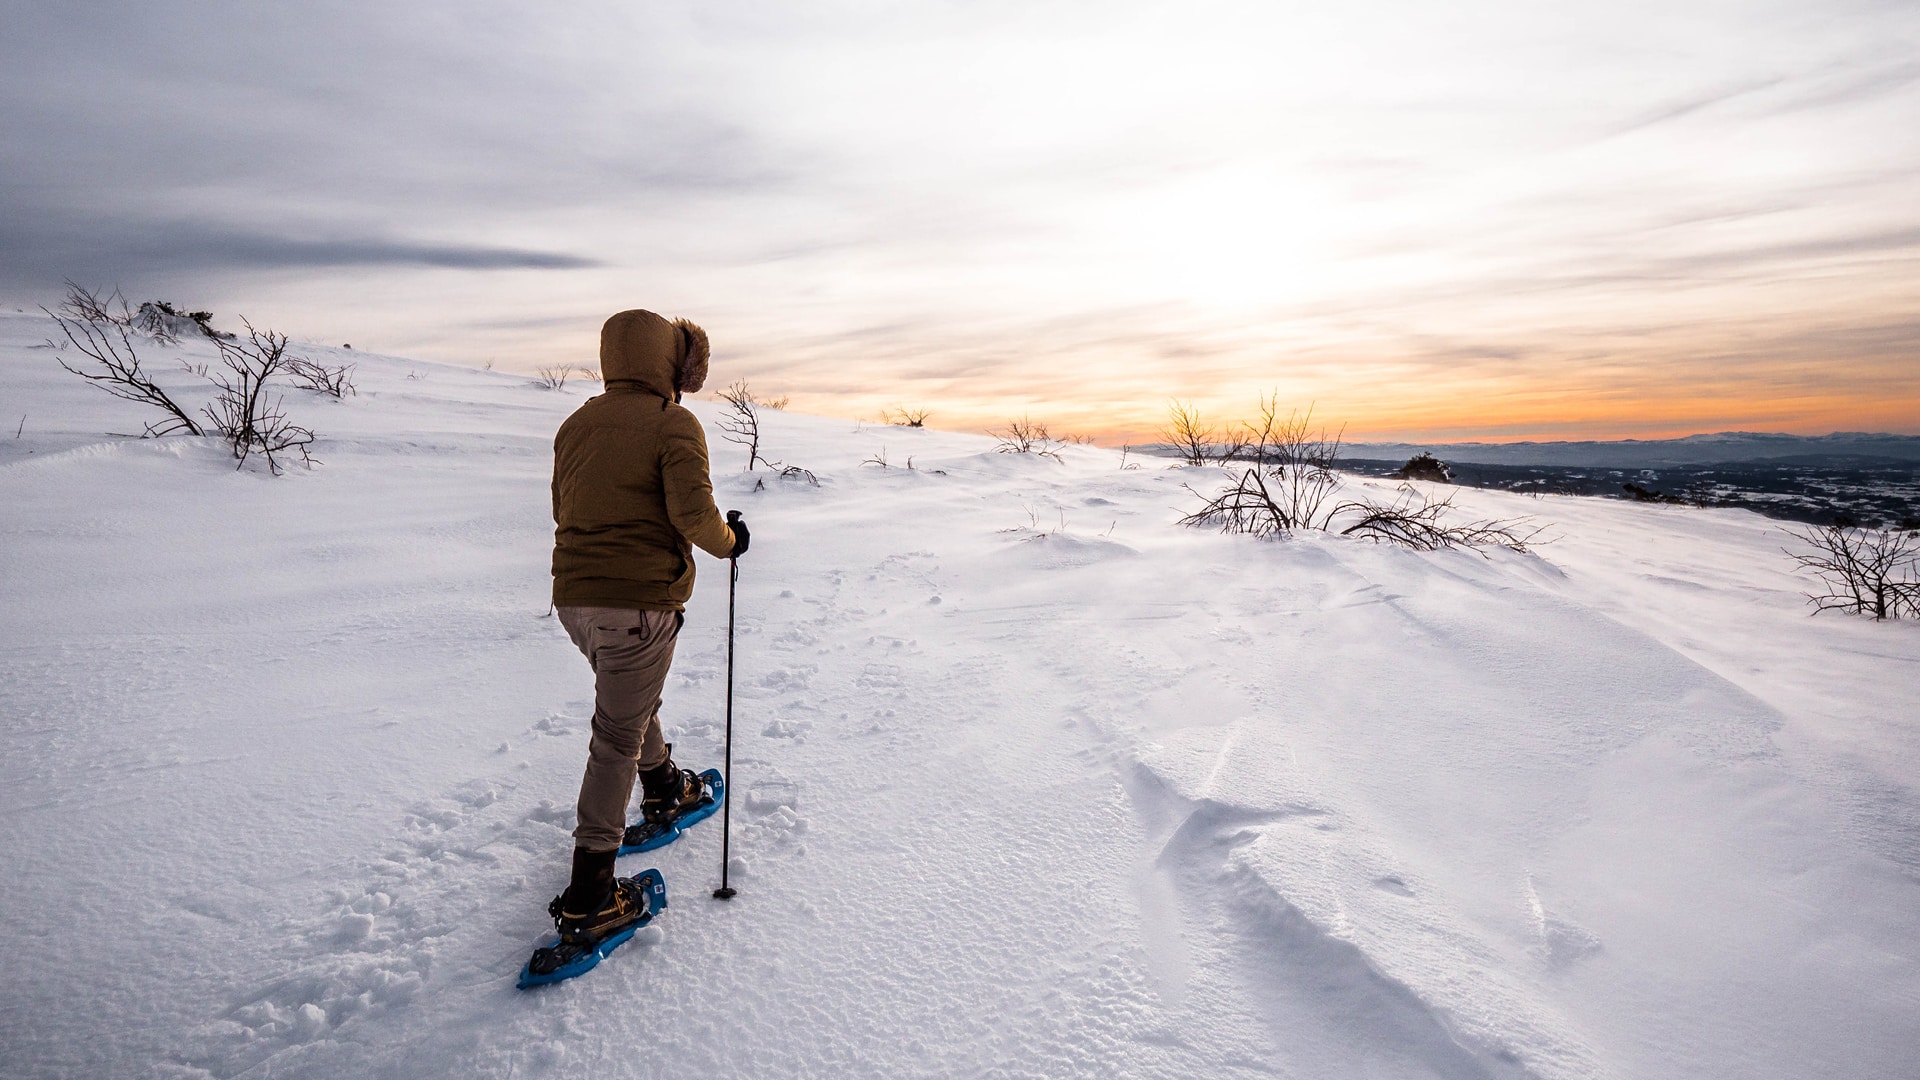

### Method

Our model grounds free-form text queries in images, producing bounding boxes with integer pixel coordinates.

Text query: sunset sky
[3,1,1916,443]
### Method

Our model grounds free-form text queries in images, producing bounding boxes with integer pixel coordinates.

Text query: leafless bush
[887,407,931,427]
[992,417,1064,461]
[1244,397,1342,468]
[48,283,317,471]
[45,282,205,436]
[719,380,768,470]
[205,320,314,473]
[1182,472,1536,552]
[862,447,920,471]
[1180,397,1535,552]
[535,366,571,390]
[719,381,814,481]
[285,356,357,398]
[574,366,602,384]
[1784,524,1920,620]
[1178,468,1302,538]
[761,394,789,411]
[1336,487,1541,551]
[1162,400,1216,466]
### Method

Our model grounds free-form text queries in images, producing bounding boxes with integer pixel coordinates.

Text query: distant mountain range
[1344,432,1920,467]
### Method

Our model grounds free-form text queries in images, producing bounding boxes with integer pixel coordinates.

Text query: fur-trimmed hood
[599,309,709,400]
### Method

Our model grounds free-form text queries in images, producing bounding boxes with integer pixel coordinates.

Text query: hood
[599,309,710,399]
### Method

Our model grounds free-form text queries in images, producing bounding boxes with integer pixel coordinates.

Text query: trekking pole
[713,511,742,900]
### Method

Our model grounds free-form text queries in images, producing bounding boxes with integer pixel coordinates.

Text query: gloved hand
[726,512,750,558]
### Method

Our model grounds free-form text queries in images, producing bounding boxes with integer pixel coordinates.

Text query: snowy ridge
[2,311,1917,1078]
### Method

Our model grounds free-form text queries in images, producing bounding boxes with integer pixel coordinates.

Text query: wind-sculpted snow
[1,311,1917,1078]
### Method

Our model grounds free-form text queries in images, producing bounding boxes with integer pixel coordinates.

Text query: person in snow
[546,308,750,942]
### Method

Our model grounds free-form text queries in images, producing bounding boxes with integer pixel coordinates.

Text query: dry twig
[1784,524,1920,620]
[45,281,204,437]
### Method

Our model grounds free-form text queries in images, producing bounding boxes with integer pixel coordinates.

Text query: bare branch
[204,319,314,474]
[45,282,204,437]
[1179,395,1537,552]
[992,417,1064,461]
[1161,401,1216,466]
[285,355,357,398]
[1784,524,1920,620]
[718,380,767,470]
[1335,488,1540,552]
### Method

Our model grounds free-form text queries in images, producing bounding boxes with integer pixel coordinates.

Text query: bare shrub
[205,321,314,473]
[1336,486,1540,551]
[1244,397,1341,467]
[761,394,789,411]
[45,282,205,436]
[720,380,813,479]
[535,366,571,390]
[1161,400,1216,465]
[1183,472,1535,552]
[574,366,602,384]
[48,283,316,471]
[1178,468,1301,538]
[1785,524,1920,620]
[719,380,767,470]
[887,407,931,428]
[286,355,357,398]
[1180,398,1535,552]
[992,417,1064,461]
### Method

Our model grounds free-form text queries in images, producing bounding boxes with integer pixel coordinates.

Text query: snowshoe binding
[621,753,722,855]
[518,868,667,989]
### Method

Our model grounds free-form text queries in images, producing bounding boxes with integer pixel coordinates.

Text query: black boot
[551,847,640,943]
[638,744,705,825]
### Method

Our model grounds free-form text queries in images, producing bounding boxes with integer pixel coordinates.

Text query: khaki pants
[558,606,682,852]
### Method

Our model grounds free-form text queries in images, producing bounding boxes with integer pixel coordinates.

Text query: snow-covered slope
[2,310,1916,1079]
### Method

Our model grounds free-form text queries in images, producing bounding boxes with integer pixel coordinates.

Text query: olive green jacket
[551,310,735,610]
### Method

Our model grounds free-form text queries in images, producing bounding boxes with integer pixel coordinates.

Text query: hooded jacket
[550,310,736,610]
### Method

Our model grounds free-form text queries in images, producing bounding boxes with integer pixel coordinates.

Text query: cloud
[0,214,597,285]
[1608,79,1786,137]
[3,0,1918,438]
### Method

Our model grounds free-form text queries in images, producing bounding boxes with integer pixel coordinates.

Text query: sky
[3,0,1917,443]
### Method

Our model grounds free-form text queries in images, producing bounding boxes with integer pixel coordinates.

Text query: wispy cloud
[0,215,598,276]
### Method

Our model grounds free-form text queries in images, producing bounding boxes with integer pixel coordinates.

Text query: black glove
[726,512,750,558]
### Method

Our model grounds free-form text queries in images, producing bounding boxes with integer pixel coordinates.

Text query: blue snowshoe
[620,766,723,855]
[518,868,667,989]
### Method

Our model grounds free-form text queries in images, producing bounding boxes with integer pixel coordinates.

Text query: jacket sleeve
[661,409,738,559]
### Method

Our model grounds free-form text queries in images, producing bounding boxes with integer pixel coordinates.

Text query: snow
[2,309,1917,1078]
